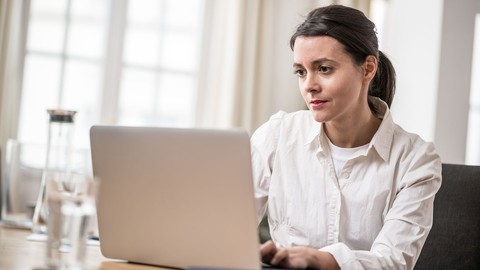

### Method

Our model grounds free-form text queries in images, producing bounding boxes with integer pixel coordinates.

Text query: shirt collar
[369,98,395,162]
[305,119,322,147]
[303,98,395,161]
[304,117,328,155]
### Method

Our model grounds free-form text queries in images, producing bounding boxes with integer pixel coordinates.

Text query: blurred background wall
[0,0,479,166]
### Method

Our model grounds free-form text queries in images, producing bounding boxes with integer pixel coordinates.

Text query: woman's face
[293,35,371,124]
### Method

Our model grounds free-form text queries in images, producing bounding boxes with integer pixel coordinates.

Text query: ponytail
[368,51,396,115]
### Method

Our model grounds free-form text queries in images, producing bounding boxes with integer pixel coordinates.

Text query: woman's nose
[303,73,320,93]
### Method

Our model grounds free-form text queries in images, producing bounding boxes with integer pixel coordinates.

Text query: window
[466,13,480,165]
[17,0,205,149]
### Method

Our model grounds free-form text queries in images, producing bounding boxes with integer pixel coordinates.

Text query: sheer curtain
[0,0,28,154]
[196,0,270,132]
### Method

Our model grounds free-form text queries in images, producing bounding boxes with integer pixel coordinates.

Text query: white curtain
[195,0,271,133]
[0,0,27,155]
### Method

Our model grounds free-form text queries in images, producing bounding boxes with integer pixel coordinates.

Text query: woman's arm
[261,240,340,269]
[250,111,285,223]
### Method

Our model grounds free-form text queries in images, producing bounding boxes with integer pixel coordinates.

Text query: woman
[251,5,442,270]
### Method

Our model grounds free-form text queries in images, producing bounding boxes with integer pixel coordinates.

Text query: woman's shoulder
[392,123,434,149]
[390,122,441,169]
[379,107,437,155]
[374,106,441,167]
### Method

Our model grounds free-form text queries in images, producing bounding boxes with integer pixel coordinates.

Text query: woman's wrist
[309,250,340,270]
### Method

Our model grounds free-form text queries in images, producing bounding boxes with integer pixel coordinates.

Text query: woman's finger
[260,240,278,262]
[270,247,289,266]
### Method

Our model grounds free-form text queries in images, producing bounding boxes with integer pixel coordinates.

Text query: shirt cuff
[320,242,362,268]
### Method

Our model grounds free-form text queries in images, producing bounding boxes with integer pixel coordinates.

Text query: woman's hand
[260,240,340,270]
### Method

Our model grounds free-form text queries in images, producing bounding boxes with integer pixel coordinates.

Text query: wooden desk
[0,225,169,270]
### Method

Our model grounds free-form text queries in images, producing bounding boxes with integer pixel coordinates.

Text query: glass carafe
[32,109,77,234]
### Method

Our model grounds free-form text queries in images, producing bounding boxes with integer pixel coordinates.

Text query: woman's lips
[310,99,327,109]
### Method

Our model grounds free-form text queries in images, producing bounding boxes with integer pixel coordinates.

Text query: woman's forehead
[293,36,351,65]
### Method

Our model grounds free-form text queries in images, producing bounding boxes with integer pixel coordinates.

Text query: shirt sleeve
[321,141,442,270]
[250,111,285,224]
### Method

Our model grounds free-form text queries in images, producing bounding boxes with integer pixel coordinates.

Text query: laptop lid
[90,125,262,269]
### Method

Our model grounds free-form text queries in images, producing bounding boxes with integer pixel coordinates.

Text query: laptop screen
[90,125,262,269]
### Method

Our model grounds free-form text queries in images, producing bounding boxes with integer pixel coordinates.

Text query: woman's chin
[310,110,329,123]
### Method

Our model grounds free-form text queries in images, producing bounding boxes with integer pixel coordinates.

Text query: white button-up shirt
[251,100,442,269]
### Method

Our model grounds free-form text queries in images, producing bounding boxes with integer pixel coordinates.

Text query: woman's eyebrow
[293,58,336,68]
[312,58,336,66]
[293,63,304,69]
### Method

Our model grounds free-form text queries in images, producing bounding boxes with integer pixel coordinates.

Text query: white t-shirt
[250,98,442,270]
[327,138,369,178]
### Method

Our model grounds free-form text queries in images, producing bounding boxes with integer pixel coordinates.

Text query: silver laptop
[90,125,262,269]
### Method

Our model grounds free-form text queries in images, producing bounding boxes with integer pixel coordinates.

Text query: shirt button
[342,172,350,179]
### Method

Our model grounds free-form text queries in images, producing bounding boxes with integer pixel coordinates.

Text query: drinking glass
[1,139,45,228]
[45,173,97,270]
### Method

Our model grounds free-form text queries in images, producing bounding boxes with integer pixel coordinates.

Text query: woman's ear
[363,55,377,82]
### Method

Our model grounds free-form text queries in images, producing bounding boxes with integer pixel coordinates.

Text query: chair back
[415,163,480,269]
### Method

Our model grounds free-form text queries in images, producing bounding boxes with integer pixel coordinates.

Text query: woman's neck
[324,107,381,148]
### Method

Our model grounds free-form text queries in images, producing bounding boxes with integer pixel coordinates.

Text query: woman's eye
[294,69,306,77]
[318,66,332,73]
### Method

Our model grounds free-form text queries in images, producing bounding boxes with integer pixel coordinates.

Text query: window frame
[17,0,206,148]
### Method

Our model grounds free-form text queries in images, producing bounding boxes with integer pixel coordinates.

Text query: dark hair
[290,5,395,114]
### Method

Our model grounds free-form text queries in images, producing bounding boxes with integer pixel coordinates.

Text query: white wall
[384,0,479,164]
[434,0,479,164]
[383,0,443,142]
